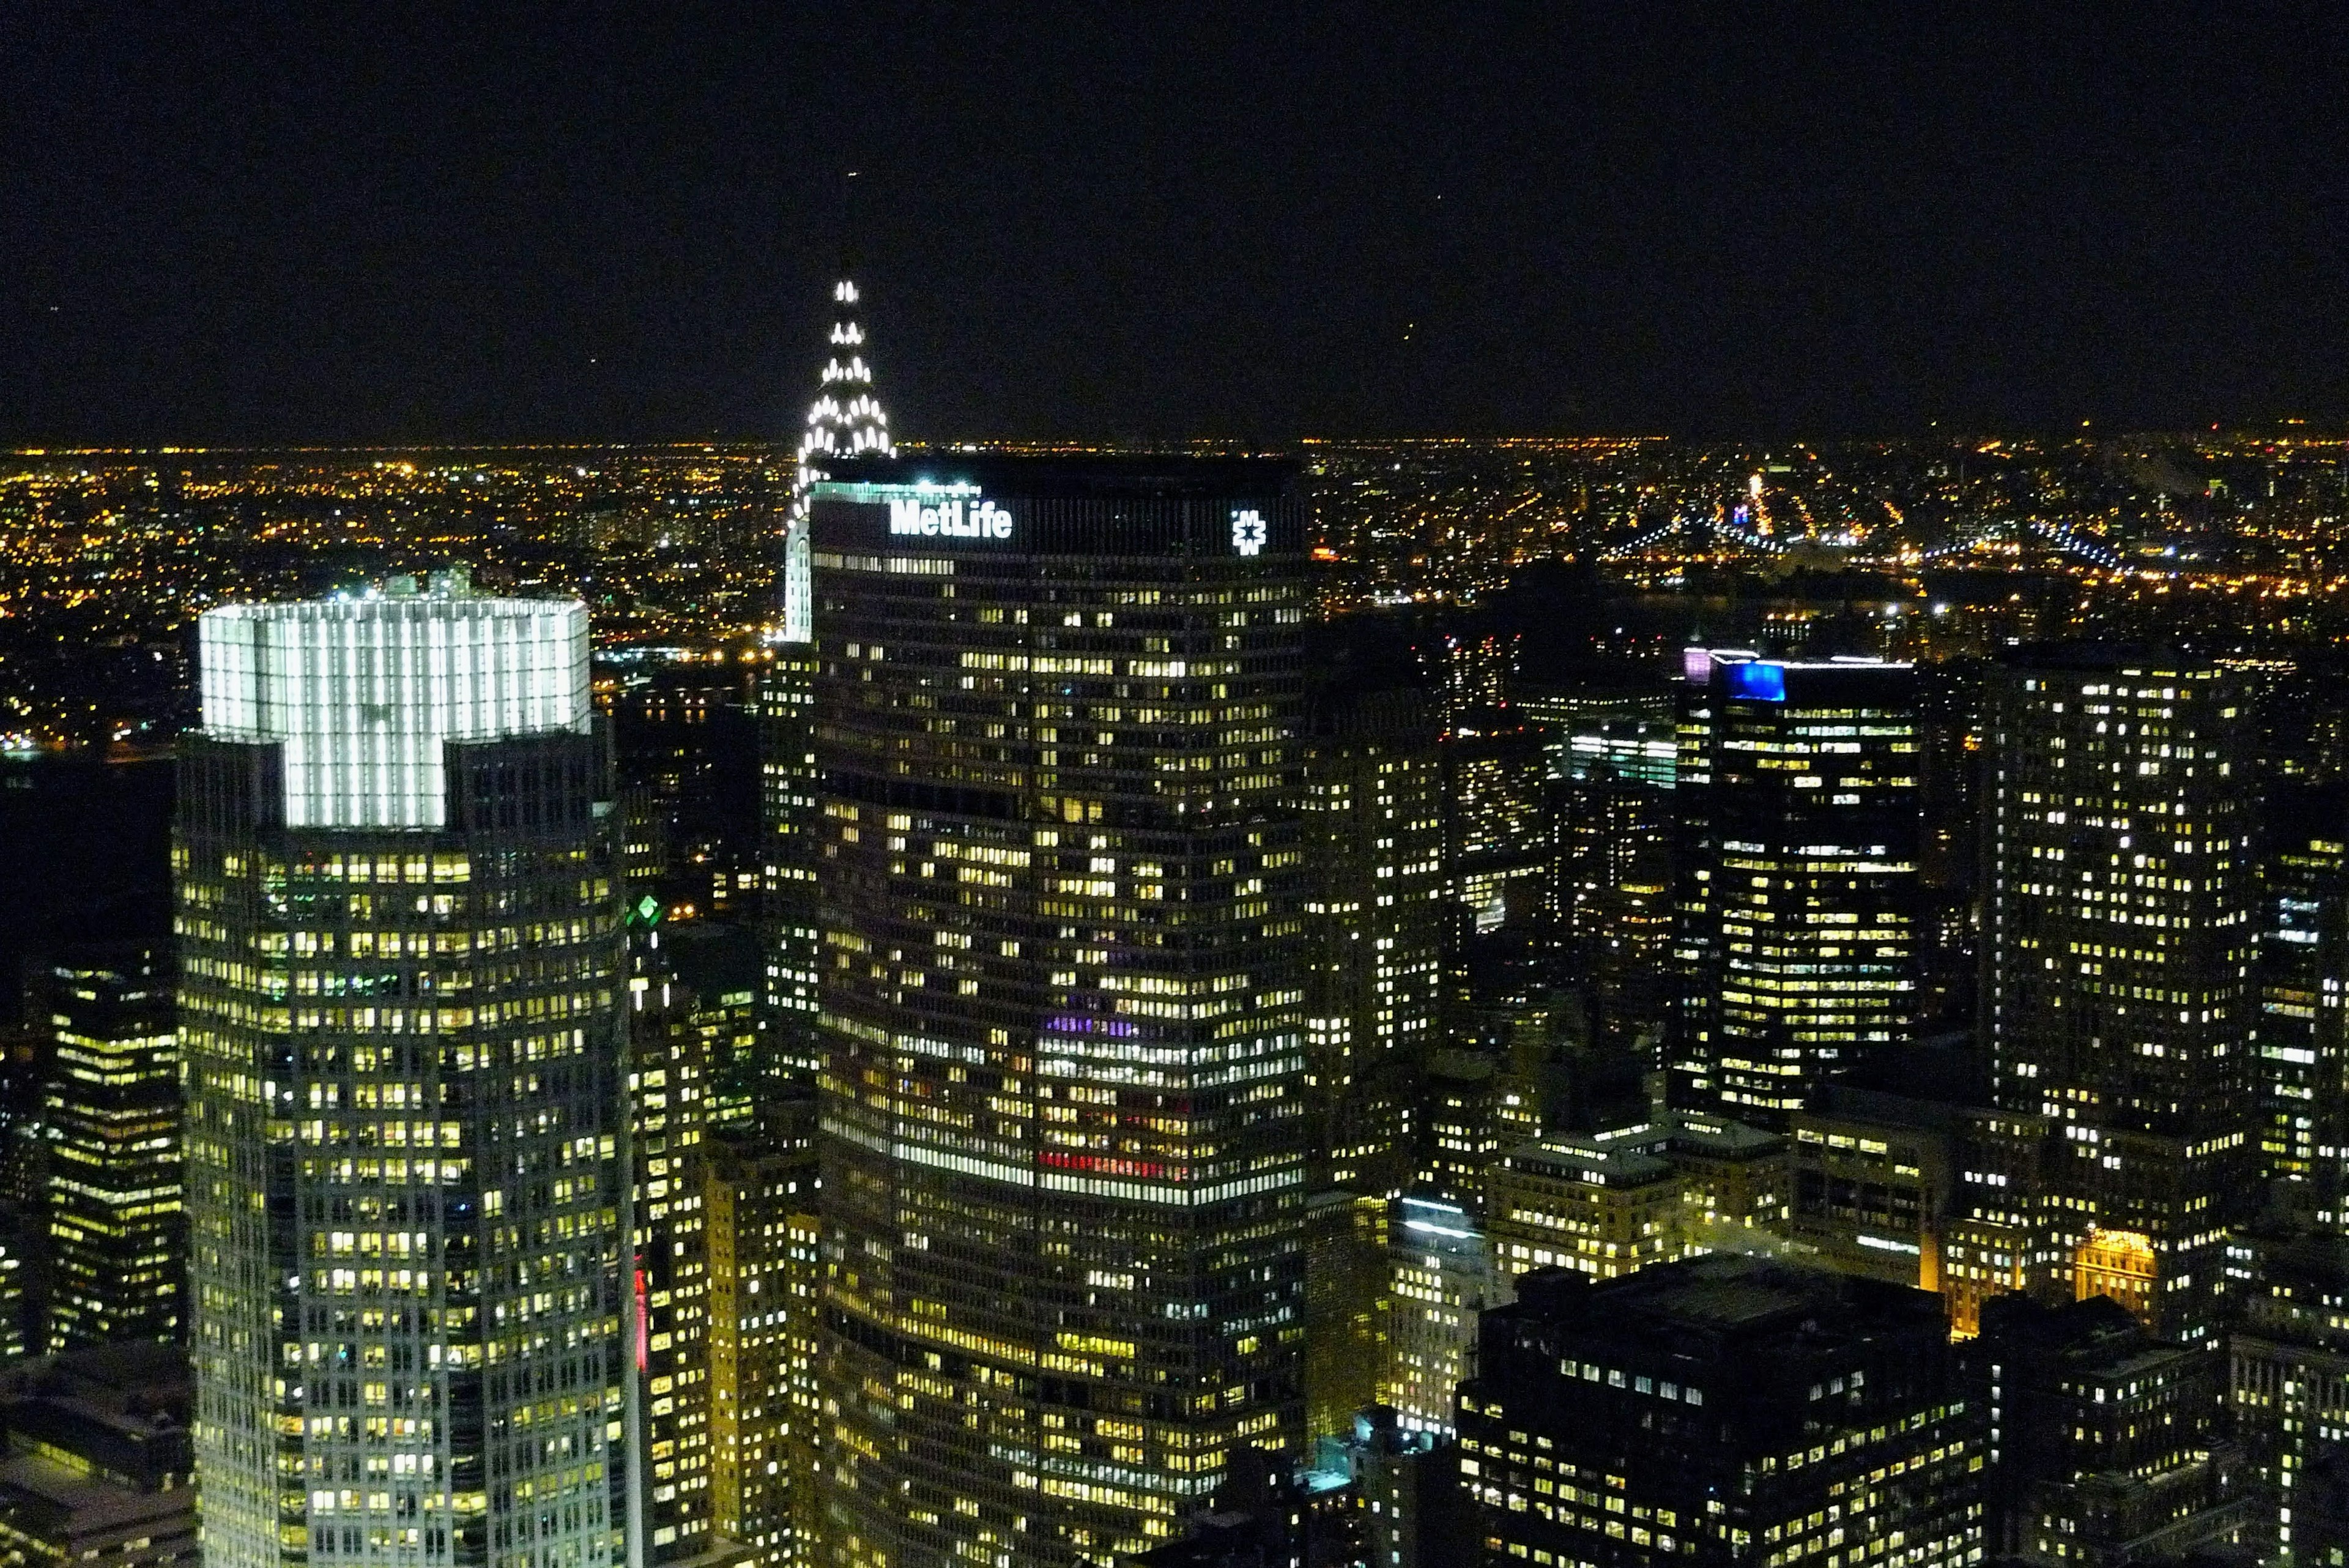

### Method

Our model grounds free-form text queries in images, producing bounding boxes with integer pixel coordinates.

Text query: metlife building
[804,455,1312,1567]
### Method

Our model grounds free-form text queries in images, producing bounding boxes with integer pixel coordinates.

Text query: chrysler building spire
[783,270,892,642]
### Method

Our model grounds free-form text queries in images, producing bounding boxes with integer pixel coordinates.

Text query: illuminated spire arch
[783,277,893,642]
[798,278,893,487]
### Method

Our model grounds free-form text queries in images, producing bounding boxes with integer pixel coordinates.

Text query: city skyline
[13,18,2349,1567]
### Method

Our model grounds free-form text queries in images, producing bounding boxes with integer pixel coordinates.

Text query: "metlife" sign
[889,496,1014,540]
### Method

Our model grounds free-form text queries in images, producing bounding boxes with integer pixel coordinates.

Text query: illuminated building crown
[783,277,893,640]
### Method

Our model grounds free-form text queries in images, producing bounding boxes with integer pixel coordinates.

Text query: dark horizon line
[8,421,2344,460]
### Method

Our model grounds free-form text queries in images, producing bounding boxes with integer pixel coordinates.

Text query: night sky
[6,4,2348,445]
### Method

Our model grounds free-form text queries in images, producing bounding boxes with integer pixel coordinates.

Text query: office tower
[807,456,1311,1566]
[1914,664,1984,1032]
[752,652,824,1083]
[1299,688,1442,1196]
[0,1240,24,1359]
[1458,1258,1984,1568]
[1976,1294,2244,1566]
[177,576,630,1568]
[1483,1136,1684,1286]
[2254,786,2349,1203]
[786,277,893,642]
[627,937,714,1566]
[1440,705,1551,939]
[1671,653,1921,1127]
[1417,1050,1501,1205]
[43,943,182,1351]
[1788,1090,1950,1292]
[1125,1447,1358,1568]
[1517,683,1678,792]
[1983,651,2255,1340]
[1557,762,1674,1060]
[1302,1189,1387,1445]
[639,923,764,1131]
[0,1024,49,1213]
[705,1097,820,1568]
[1422,633,1515,726]
[1527,680,1677,1033]
[1784,1076,2055,1337]
[1347,1405,1473,1568]
[1380,1194,1493,1438]
[757,274,896,1085]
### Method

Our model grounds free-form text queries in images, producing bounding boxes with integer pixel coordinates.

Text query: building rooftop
[1502,1137,1674,1189]
[0,1452,190,1538]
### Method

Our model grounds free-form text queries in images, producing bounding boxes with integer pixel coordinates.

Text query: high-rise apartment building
[1672,652,1921,1126]
[1982,650,2255,1340]
[43,943,182,1351]
[177,576,631,1568]
[807,456,1311,1566]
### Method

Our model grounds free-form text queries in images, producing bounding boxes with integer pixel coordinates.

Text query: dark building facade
[1976,1294,2246,1568]
[1672,653,1922,1127]
[807,456,1313,1566]
[42,943,182,1352]
[1457,1257,1984,1568]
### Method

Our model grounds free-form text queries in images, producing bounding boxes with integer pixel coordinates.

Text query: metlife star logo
[1231,508,1267,557]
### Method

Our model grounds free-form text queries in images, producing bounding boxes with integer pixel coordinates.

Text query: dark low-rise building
[0,1342,195,1568]
[1456,1254,1984,1568]
[1976,1295,2247,1568]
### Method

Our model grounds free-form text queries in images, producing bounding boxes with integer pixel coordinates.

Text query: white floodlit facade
[179,577,628,1568]
[198,586,590,828]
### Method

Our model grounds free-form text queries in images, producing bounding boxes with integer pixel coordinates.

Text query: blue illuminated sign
[1727,661,1787,702]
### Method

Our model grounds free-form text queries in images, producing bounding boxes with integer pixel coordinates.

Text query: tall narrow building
[1297,688,1442,1195]
[808,455,1311,1567]
[1983,648,2255,1340]
[177,575,631,1568]
[1671,652,1921,1125]
[2252,784,2349,1206]
[758,275,896,1085]
[706,1095,821,1568]
[628,932,716,1567]
[44,942,182,1351]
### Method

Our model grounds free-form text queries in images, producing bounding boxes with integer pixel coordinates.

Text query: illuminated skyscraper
[1671,653,1921,1126]
[785,278,894,643]
[705,1097,821,1568]
[1297,690,1442,1195]
[177,575,631,1568]
[758,274,897,1085]
[1983,650,2255,1340]
[628,934,716,1567]
[2252,786,2349,1208]
[43,942,182,1351]
[808,455,1310,1566]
